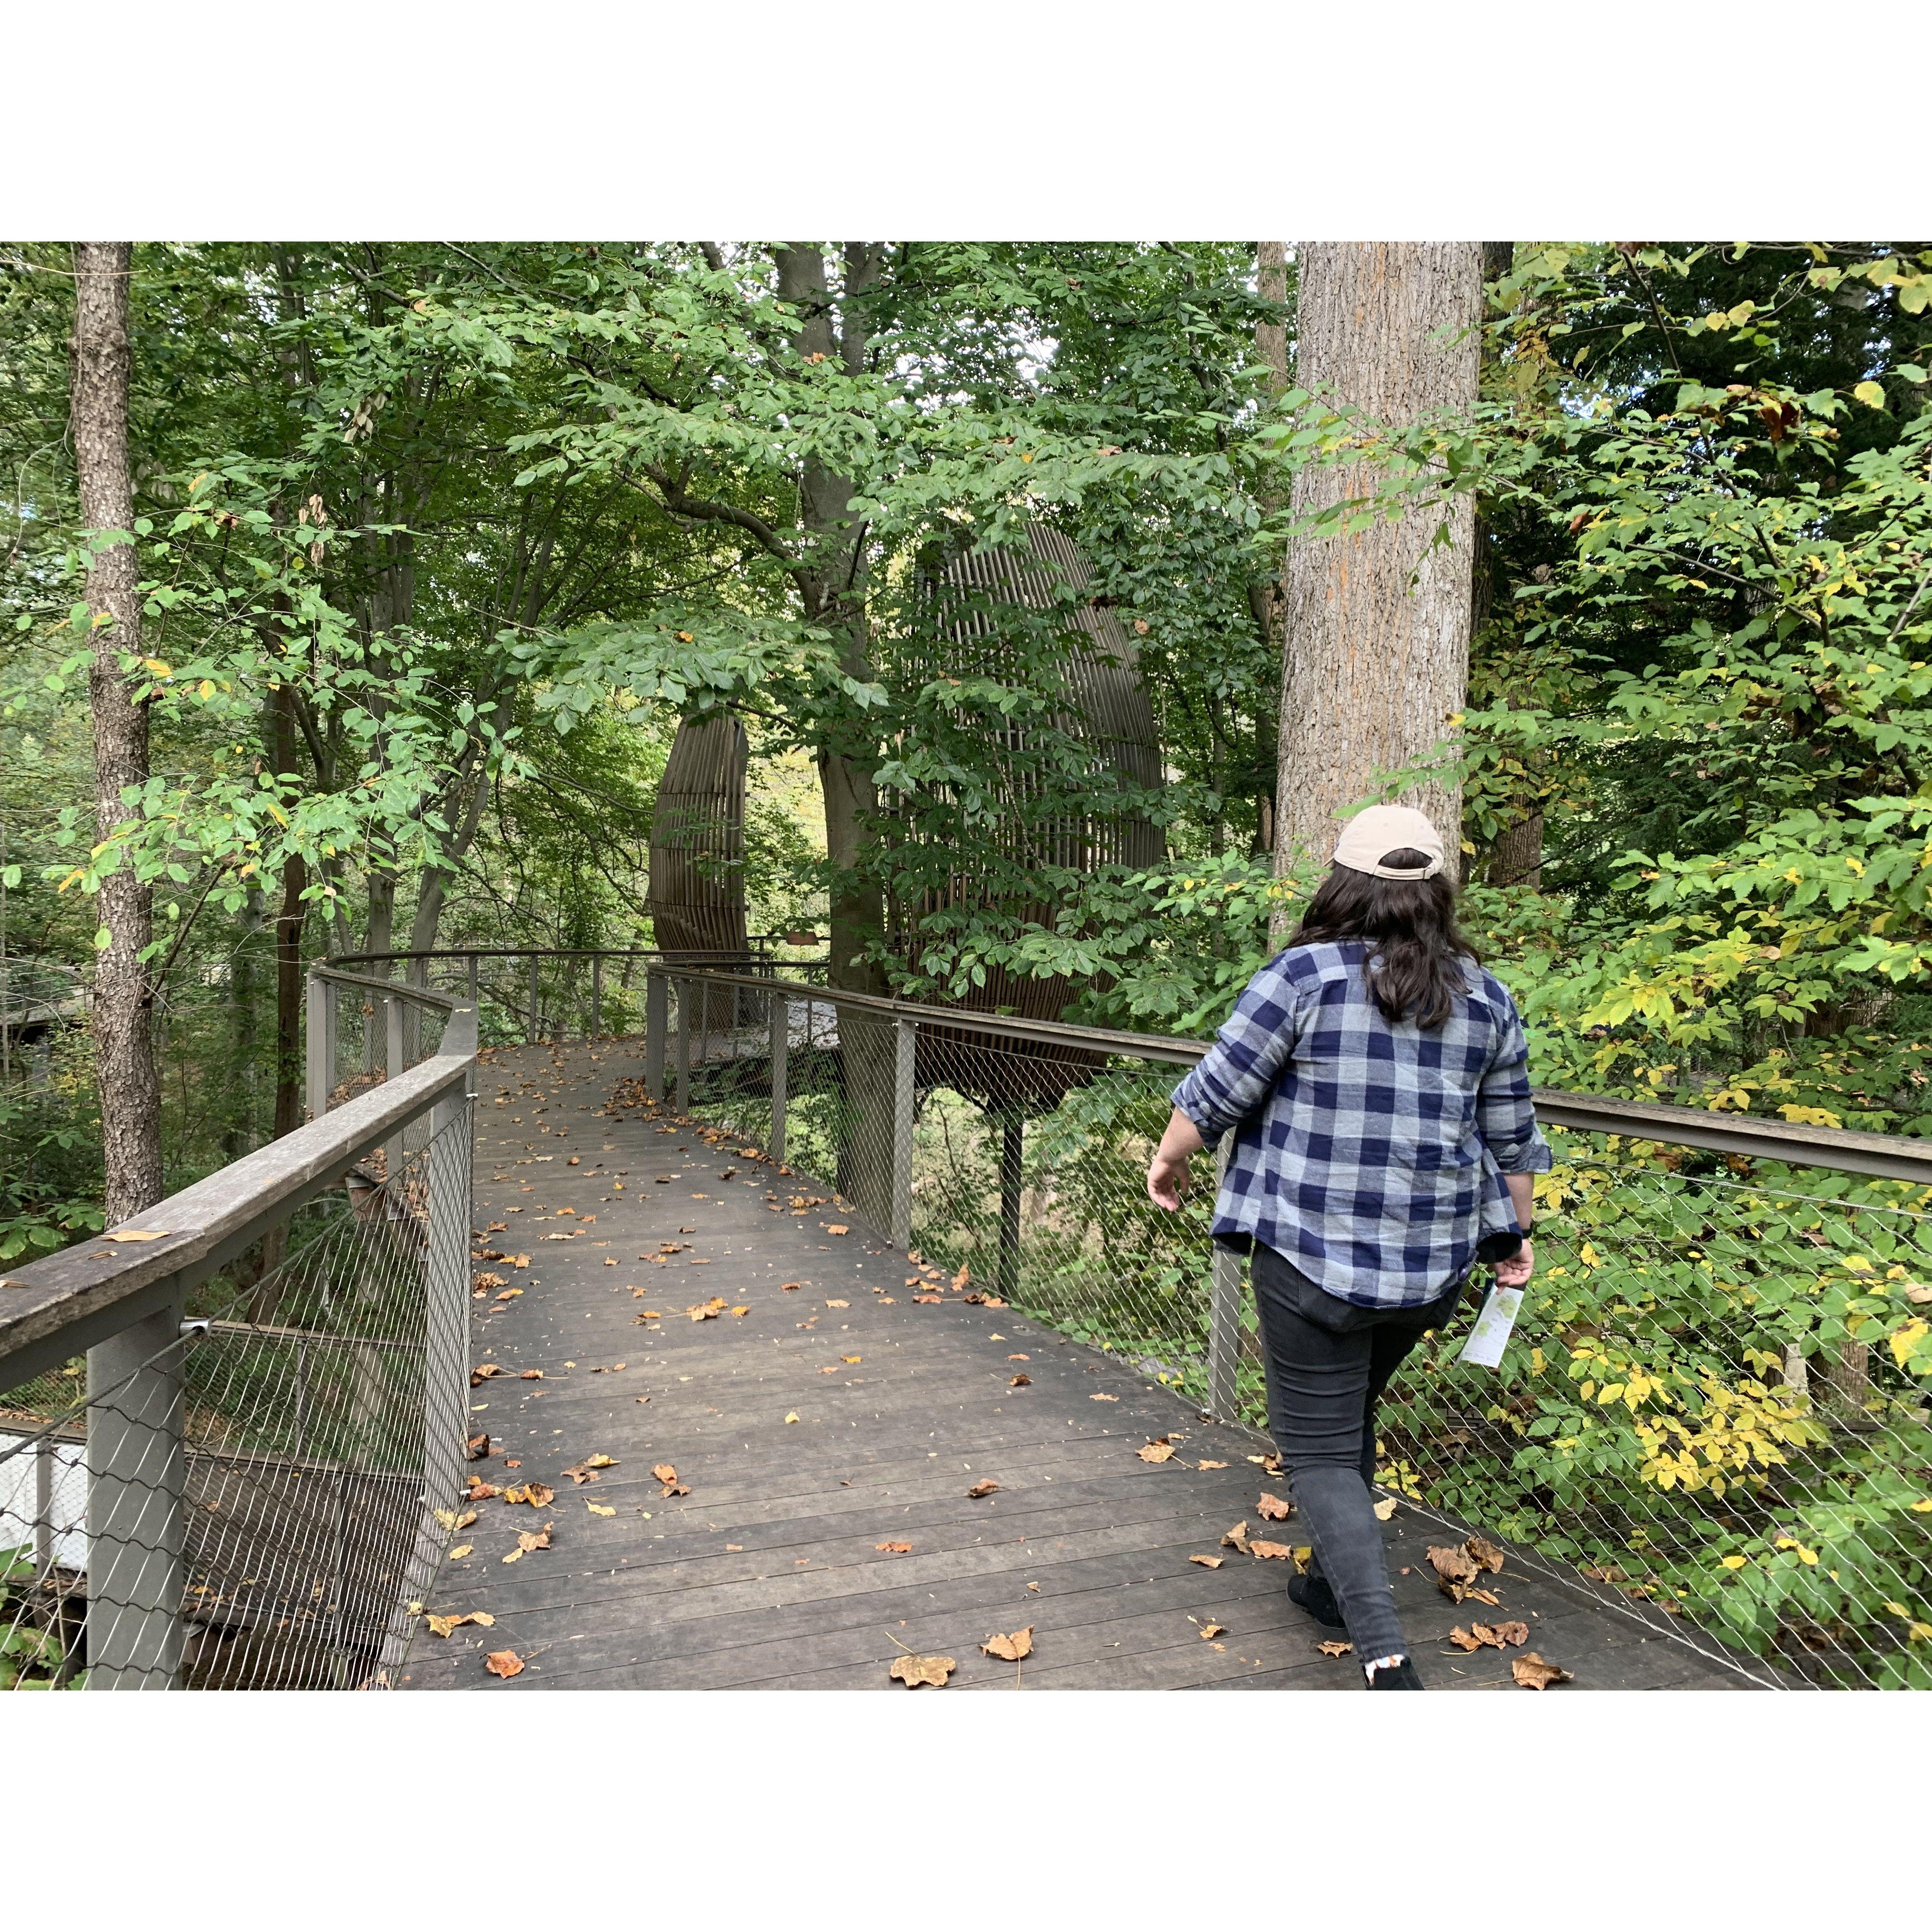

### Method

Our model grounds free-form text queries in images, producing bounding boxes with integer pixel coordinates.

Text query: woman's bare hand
[1147,1150,1190,1211]
[1494,1238,1533,1289]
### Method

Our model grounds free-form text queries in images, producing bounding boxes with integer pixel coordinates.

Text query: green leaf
[1852,380,1888,410]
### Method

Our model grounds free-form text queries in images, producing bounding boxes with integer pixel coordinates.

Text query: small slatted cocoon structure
[648,713,749,1031]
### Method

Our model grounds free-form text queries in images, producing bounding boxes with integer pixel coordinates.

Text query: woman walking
[1147,804,1548,1689]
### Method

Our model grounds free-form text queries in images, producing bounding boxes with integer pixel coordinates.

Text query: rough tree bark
[270,683,307,1138]
[70,242,164,1221]
[776,244,888,997]
[1275,242,1484,888]
[1249,241,1290,856]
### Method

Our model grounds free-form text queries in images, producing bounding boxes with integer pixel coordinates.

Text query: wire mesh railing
[647,966,1932,1691]
[0,974,475,1690]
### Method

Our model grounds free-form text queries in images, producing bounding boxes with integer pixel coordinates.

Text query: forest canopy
[3,239,1931,1257]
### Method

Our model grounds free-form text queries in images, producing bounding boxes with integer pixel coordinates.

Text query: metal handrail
[665,966,1932,1186]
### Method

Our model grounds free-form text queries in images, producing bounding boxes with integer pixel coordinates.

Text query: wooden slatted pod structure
[647,713,749,1032]
[895,521,1163,1035]
[884,524,1166,1285]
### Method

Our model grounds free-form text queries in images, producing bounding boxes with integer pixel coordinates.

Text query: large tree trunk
[71,242,163,1222]
[777,243,887,997]
[1248,242,1290,854]
[1275,242,1484,888]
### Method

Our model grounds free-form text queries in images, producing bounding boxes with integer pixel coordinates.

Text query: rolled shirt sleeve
[1474,987,1552,1174]
[1169,953,1303,1146]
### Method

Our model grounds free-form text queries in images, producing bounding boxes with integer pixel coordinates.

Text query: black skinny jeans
[1249,1243,1463,1663]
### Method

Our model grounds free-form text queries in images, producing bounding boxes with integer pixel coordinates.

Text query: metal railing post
[466,953,478,1003]
[591,955,604,1042]
[33,1436,53,1576]
[769,986,788,1165]
[86,1296,187,1688]
[997,1113,1024,1301]
[528,954,540,1043]
[646,969,667,1098]
[675,978,691,1114]
[891,1015,916,1249]
[306,971,329,1122]
[1208,1137,1241,1421]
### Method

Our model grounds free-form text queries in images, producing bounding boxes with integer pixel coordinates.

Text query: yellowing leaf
[980,1625,1033,1661]
[587,1503,615,1516]
[1853,380,1888,410]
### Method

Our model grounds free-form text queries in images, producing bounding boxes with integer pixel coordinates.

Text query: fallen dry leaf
[1256,1492,1293,1521]
[953,1264,970,1291]
[104,1228,170,1242]
[731,1306,750,1317]
[518,1369,544,1381]
[1090,1392,1119,1403]
[502,1483,555,1508]
[470,1362,505,1385]
[1009,1373,1031,1387]
[1196,1459,1227,1469]
[587,1503,616,1517]
[784,1412,799,1424]
[465,1432,494,1461]
[826,1224,850,1236]
[465,1480,502,1501]
[1137,1438,1178,1464]
[1466,1535,1506,1575]
[1199,1624,1227,1641]
[913,1294,943,1304]
[1317,1640,1354,1658]
[484,1649,525,1679]
[687,1297,728,1321]
[781,1282,804,1291]
[981,1625,1033,1662]
[1448,1626,1484,1652]
[1189,1554,1224,1569]
[966,1480,1000,1499]
[888,1650,954,1688]
[448,1544,472,1559]
[1512,1651,1573,1690]
[876,1541,914,1554]
[1475,1621,1530,1648]
[825,1299,849,1309]
[1428,1543,1481,1587]
[453,1509,478,1530]
[1372,1495,1399,1521]
[1221,1521,1252,1553]
[1249,1539,1297,1561]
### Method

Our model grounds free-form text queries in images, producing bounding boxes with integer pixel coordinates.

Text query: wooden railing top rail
[0,1004,478,1386]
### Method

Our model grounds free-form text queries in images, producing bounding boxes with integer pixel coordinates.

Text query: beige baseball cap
[1332,804,1445,880]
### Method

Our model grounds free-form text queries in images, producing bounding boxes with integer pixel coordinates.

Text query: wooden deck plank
[397,1039,1767,1694]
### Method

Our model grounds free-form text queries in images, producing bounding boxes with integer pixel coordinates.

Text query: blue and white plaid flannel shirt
[1169,939,1552,1309]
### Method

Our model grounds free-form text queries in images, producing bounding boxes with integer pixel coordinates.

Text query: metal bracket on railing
[178,1318,211,1340]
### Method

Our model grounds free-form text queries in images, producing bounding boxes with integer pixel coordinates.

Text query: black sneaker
[1288,1572,1346,1630]
[1366,1656,1425,1690]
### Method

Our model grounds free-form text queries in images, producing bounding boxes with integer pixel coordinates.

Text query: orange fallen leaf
[1256,1492,1292,1521]
[781,1281,804,1291]
[1428,1544,1480,1588]
[1466,1535,1506,1575]
[1221,1521,1252,1553]
[1007,1354,1030,1362]
[1137,1438,1178,1464]
[470,1363,505,1385]
[1512,1651,1573,1690]
[1196,1459,1227,1469]
[1199,1624,1227,1641]
[425,1610,496,1638]
[1189,1554,1224,1569]
[1009,1373,1031,1387]
[966,1479,1000,1499]
[981,1625,1033,1661]
[1090,1393,1119,1402]
[502,1483,555,1508]
[465,1480,501,1502]
[732,1306,751,1317]
[1249,1540,1297,1561]
[1477,1621,1530,1648]
[826,1224,850,1236]
[1317,1640,1354,1658]
[518,1369,544,1381]
[104,1228,171,1242]
[825,1299,849,1309]
[952,1264,970,1291]
[484,1649,525,1679]
[913,1294,943,1304]
[1448,1626,1484,1652]
[876,1541,913,1554]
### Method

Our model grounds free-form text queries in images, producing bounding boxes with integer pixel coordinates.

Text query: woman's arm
[1495,1171,1534,1288]
[1146,1108,1207,1211]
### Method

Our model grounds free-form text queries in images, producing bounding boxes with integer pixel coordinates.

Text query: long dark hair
[1291,848,1478,1029]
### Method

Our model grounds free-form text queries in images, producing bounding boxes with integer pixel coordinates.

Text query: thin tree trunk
[270,684,307,1137]
[71,242,163,1221]
[1248,242,1290,855]
[1275,242,1484,890]
[777,243,887,995]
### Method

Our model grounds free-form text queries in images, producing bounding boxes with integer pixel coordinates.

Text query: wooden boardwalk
[400,1041,1748,1693]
